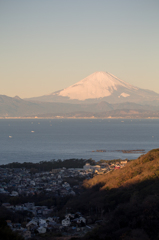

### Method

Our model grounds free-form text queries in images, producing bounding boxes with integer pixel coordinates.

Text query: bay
[0,119,159,165]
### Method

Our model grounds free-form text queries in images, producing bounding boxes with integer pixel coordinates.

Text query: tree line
[0,158,96,171]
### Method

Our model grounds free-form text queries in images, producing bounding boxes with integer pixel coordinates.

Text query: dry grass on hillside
[83,148,159,190]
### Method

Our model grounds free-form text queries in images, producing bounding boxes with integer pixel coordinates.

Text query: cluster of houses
[83,160,128,173]
[0,160,128,239]
[0,160,127,198]
[0,166,93,197]
[2,202,53,217]
[3,201,88,239]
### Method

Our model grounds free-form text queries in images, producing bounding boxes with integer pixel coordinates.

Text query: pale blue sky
[0,0,159,98]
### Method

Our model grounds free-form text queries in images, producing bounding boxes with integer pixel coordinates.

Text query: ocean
[0,119,159,165]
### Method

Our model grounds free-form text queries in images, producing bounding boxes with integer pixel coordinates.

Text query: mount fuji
[1,72,159,117]
[58,71,137,100]
[27,71,159,105]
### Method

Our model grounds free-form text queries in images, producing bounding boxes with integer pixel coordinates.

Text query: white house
[83,163,92,171]
[26,220,37,230]
[62,182,70,188]
[46,217,56,225]
[10,191,19,197]
[37,226,46,234]
[15,204,23,211]
[25,203,35,209]
[65,213,75,219]
[46,188,52,192]
[39,219,47,225]
[83,163,101,172]
[77,216,86,224]
[121,160,128,164]
[61,217,71,227]
[93,165,101,171]
[30,180,35,186]
[22,230,31,239]
[46,217,53,222]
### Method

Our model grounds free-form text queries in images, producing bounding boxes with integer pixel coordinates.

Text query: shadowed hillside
[64,149,159,240]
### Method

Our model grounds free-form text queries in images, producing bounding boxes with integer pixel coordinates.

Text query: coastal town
[0,160,127,239]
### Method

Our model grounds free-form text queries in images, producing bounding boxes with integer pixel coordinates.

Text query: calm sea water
[0,119,159,165]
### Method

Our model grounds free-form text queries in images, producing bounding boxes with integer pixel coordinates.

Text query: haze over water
[0,119,159,165]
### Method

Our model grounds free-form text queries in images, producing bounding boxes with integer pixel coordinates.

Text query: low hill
[64,149,159,240]
[83,148,159,190]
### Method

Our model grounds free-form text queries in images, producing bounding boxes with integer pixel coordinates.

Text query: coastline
[1,116,159,119]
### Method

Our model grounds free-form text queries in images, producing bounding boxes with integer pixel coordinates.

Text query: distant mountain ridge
[26,71,159,105]
[1,94,159,118]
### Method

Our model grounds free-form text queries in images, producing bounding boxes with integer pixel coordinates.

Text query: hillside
[64,149,159,240]
[83,148,159,190]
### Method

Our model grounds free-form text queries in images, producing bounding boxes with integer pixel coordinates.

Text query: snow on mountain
[119,93,130,98]
[25,71,159,105]
[57,71,138,100]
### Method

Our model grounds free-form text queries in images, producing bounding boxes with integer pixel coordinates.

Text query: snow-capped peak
[58,71,138,100]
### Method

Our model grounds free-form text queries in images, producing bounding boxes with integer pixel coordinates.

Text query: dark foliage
[0,219,24,240]
[0,158,96,171]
